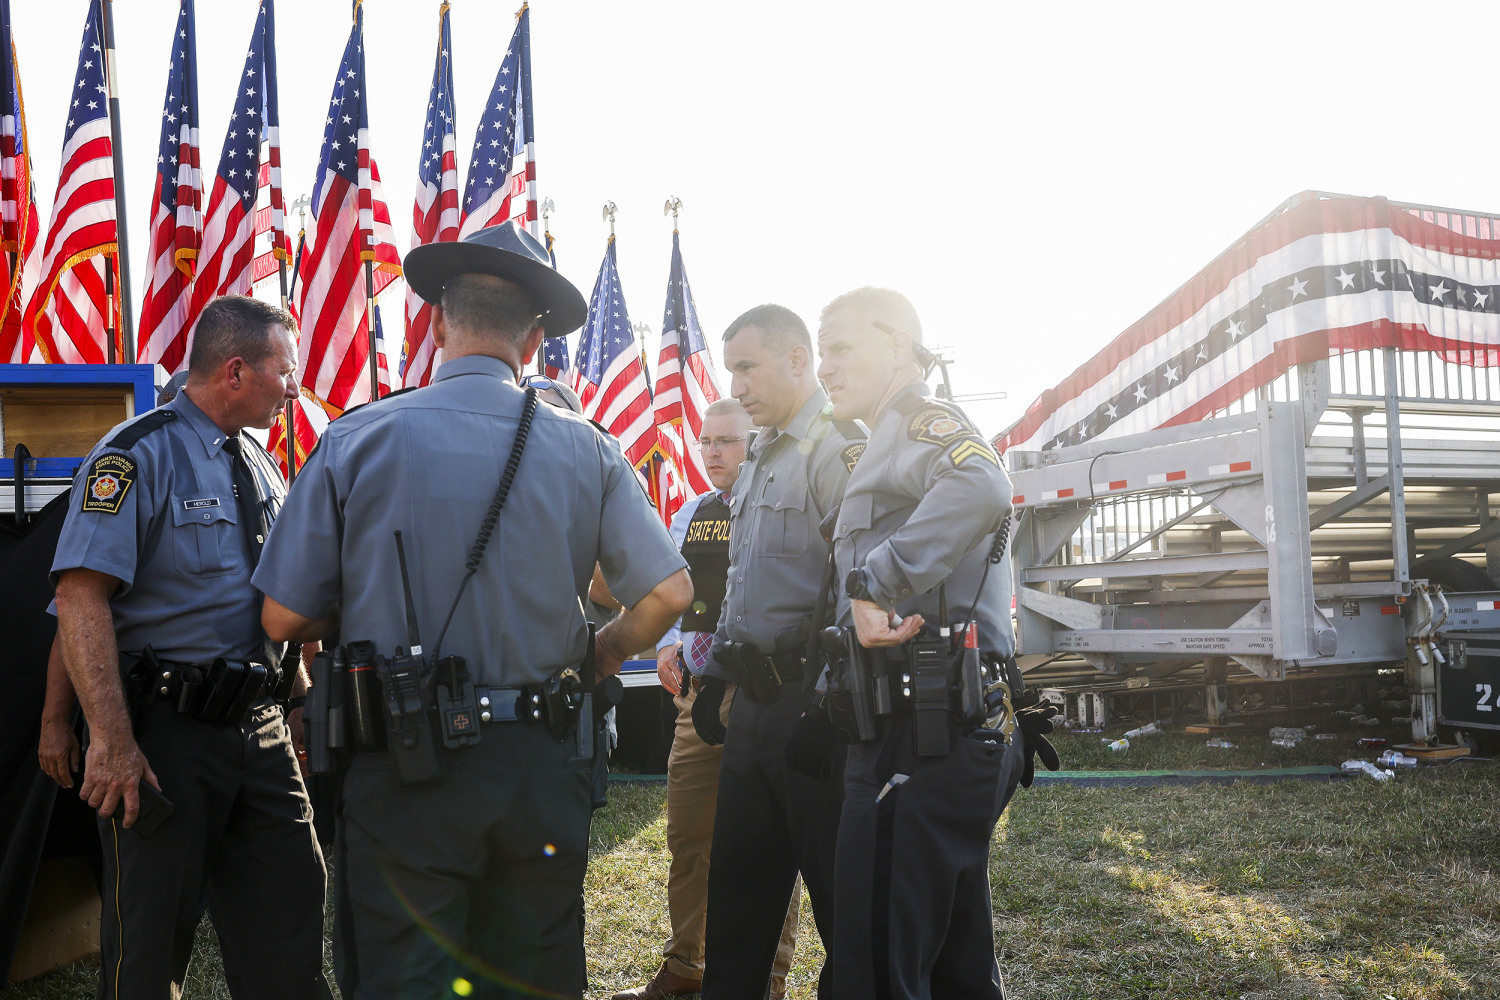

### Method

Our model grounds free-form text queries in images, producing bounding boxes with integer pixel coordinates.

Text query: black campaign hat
[403,220,587,336]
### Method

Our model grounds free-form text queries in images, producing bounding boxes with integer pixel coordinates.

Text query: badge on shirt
[909,406,974,446]
[840,442,866,472]
[81,454,137,515]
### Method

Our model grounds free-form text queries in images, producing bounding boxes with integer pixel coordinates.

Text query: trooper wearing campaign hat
[254,221,693,1000]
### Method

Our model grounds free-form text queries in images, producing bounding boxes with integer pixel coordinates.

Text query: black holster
[714,640,783,702]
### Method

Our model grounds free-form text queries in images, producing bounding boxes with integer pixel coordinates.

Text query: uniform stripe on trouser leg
[872,784,900,1000]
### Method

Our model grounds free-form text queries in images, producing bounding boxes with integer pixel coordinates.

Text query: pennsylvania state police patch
[908,406,975,446]
[841,442,865,472]
[81,454,137,515]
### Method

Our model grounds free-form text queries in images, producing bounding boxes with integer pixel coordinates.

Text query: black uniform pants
[702,685,843,1000]
[96,699,330,1000]
[832,716,1023,1000]
[335,723,594,1000]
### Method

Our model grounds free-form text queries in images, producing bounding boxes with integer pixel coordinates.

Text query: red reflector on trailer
[1380,606,1401,616]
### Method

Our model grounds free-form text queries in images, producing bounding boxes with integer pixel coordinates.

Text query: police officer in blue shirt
[254,222,693,1000]
[51,295,330,1000]
[695,304,864,1000]
[815,286,1059,1000]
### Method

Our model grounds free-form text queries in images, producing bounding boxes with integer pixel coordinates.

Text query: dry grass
[8,755,1498,1000]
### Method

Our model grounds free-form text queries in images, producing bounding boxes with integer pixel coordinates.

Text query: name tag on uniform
[183,497,221,510]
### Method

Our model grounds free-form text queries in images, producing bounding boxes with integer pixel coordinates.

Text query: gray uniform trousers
[833,715,1024,1000]
[95,700,330,1000]
[702,684,842,1000]
[333,723,594,1000]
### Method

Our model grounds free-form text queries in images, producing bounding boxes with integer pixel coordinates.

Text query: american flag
[186,0,280,332]
[457,4,535,239]
[401,1,458,389]
[267,389,329,478]
[135,0,201,374]
[573,237,656,469]
[998,193,1500,456]
[654,230,721,497]
[0,0,41,363]
[296,3,402,415]
[540,227,568,377]
[22,2,117,365]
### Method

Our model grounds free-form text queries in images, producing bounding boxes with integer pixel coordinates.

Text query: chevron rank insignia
[841,442,865,471]
[81,454,137,515]
[948,437,1000,468]
[909,406,974,446]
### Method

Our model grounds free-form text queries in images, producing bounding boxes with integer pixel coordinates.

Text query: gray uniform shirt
[708,388,863,670]
[251,354,686,688]
[50,390,284,663]
[833,381,1016,658]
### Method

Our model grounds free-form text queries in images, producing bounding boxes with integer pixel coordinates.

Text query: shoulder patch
[947,436,1000,468]
[105,409,176,451]
[840,442,865,472]
[80,453,137,514]
[908,406,976,447]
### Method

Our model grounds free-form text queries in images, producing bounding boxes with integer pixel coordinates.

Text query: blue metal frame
[0,363,163,477]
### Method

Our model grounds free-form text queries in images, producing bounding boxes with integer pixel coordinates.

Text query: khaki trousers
[664,682,801,992]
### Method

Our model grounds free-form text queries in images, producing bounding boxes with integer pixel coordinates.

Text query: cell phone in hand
[130,782,175,839]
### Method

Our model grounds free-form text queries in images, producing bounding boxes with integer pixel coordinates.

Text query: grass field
[8,719,1498,1000]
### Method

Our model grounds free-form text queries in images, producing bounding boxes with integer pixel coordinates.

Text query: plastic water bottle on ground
[1269,727,1305,742]
[1205,738,1237,749]
[1341,759,1394,781]
[1123,722,1159,738]
[1378,750,1418,768]
[1314,732,1338,740]
[1102,738,1130,752]
[1271,738,1300,748]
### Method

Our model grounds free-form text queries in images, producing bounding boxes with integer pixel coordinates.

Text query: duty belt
[714,641,808,702]
[126,650,287,725]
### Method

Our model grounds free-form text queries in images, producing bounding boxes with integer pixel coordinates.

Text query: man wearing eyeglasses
[815,287,1058,1000]
[613,397,802,1000]
[695,304,865,1000]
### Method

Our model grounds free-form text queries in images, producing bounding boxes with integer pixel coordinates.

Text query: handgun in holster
[821,627,877,742]
[715,641,781,702]
[118,647,161,723]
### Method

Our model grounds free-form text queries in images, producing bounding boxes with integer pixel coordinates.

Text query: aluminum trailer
[1000,192,1500,748]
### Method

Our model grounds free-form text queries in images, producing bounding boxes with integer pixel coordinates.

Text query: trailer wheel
[1411,556,1498,593]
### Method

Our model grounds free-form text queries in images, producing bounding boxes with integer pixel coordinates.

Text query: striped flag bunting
[999,194,1500,456]
[135,0,201,374]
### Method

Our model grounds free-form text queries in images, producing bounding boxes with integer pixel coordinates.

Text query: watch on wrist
[845,567,876,604]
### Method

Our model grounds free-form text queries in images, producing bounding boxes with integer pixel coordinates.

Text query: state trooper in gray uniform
[694,304,864,1000]
[51,295,330,1000]
[254,221,693,1000]
[815,287,1059,1000]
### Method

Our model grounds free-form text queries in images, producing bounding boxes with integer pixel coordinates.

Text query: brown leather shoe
[610,962,703,999]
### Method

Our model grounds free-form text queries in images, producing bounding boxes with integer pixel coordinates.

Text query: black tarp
[0,489,101,987]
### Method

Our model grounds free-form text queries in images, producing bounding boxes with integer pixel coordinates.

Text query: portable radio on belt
[378,530,444,786]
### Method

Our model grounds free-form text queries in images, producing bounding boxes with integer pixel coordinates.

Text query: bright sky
[12,1,1500,438]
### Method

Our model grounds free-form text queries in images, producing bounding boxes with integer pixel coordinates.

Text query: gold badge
[81,454,137,515]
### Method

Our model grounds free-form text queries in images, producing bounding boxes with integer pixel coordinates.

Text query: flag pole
[99,0,134,362]
[365,259,378,400]
[539,196,555,374]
